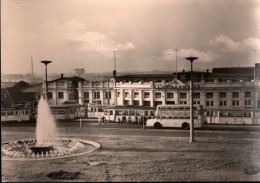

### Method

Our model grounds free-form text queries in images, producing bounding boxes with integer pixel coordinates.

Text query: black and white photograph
[1,0,260,182]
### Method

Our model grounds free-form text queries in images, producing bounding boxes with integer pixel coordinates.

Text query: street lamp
[185,57,198,143]
[41,60,52,99]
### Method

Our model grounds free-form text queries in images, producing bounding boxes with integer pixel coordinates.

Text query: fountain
[29,95,56,154]
[2,95,101,161]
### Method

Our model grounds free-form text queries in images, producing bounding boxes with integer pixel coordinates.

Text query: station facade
[46,63,260,123]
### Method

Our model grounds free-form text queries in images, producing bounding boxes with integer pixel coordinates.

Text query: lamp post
[41,60,52,99]
[185,57,198,143]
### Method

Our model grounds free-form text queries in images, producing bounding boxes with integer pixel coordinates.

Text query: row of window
[206,100,252,106]
[47,91,252,100]
[47,91,113,100]
[123,99,252,107]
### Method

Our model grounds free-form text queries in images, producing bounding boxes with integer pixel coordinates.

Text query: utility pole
[40,61,52,98]
[175,49,178,79]
[185,57,198,143]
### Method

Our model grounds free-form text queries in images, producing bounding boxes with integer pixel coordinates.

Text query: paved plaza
[2,122,260,182]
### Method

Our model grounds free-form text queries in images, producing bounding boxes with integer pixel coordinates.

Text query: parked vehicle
[103,105,155,123]
[146,104,204,129]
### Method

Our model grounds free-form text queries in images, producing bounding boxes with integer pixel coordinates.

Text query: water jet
[2,96,101,161]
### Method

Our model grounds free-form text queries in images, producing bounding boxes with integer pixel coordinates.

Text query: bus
[1,108,32,122]
[146,104,204,129]
[87,104,108,118]
[206,108,260,125]
[49,104,87,120]
[103,105,155,123]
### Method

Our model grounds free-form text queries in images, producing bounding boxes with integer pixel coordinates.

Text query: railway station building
[45,63,260,124]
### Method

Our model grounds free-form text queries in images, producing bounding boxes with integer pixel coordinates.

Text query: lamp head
[185,57,198,62]
[41,60,52,65]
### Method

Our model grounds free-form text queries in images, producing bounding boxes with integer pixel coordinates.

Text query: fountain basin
[2,138,101,161]
[29,145,54,154]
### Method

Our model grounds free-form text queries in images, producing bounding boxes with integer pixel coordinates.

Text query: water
[36,95,58,145]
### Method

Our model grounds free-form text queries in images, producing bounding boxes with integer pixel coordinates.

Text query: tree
[75,68,85,77]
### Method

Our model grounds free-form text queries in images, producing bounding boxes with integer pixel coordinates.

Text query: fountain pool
[2,96,101,161]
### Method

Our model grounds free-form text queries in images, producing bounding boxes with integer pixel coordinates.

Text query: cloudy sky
[2,0,260,74]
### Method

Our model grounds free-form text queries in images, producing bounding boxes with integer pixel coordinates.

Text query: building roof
[50,76,85,83]
[13,81,30,89]
[1,82,17,89]
[21,84,42,93]
[1,87,35,109]
[212,67,254,77]
[113,71,210,82]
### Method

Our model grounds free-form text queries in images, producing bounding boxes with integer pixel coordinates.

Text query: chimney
[113,70,116,78]
[255,63,260,80]
[183,69,185,72]
[206,69,209,73]
[61,73,63,78]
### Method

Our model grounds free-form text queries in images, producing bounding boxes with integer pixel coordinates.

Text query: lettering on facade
[155,79,186,89]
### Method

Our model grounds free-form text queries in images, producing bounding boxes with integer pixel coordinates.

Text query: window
[154,101,162,107]
[125,92,129,98]
[143,101,151,106]
[180,92,187,99]
[219,92,227,98]
[193,101,200,105]
[69,93,74,100]
[244,112,251,117]
[117,92,120,97]
[206,101,214,106]
[144,92,150,98]
[232,92,239,98]
[124,100,129,106]
[98,107,104,112]
[166,101,175,104]
[83,99,89,104]
[167,92,174,98]
[220,100,227,106]
[232,100,239,106]
[133,100,139,106]
[155,92,161,98]
[245,100,251,106]
[7,111,14,115]
[180,101,187,104]
[83,92,89,98]
[134,92,139,98]
[207,111,213,117]
[220,111,228,117]
[94,92,100,99]
[206,92,213,98]
[57,82,65,87]
[47,92,53,99]
[245,91,251,98]
[58,92,64,99]
[193,92,200,99]
[105,91,111,99]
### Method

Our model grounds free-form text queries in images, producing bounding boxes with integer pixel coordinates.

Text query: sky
[2,0,260,74]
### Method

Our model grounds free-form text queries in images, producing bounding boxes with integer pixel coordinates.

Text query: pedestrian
[98,115,101,126]
[122,115,126,125]
[128,116,131,124]
[114,113,116,123]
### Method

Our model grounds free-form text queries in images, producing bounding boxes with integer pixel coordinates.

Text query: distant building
[1,81,36,109]
[47,74,85,105]
[2,63,260,124]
